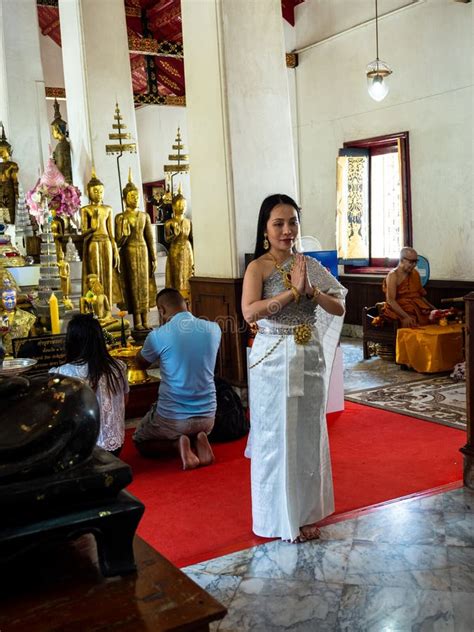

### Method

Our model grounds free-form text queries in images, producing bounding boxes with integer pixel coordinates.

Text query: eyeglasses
[403,257,418,264]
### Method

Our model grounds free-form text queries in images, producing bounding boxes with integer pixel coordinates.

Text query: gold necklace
[268,252,295,290]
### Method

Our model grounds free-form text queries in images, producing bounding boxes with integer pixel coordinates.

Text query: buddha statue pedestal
[0,374,144,578]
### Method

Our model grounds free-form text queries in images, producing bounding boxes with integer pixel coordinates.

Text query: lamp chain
[375,0,380,66]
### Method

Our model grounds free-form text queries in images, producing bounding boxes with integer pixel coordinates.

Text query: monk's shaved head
[400,246,417,261]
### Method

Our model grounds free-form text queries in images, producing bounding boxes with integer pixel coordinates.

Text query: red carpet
[121,401,464,567]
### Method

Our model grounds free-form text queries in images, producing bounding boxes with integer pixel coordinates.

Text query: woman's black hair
[253,194,301,260]
[65,313,125,395]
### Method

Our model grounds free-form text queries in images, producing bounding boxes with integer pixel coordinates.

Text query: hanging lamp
[366,0,392,101]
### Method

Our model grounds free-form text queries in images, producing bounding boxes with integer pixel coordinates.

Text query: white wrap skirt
[246,322,336,541]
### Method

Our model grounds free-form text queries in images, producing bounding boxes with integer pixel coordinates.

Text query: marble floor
[184,486,474,631]
[341,336,431,393]
[182,338,472,631]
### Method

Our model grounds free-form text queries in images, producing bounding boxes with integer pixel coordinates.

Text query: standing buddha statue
[115,170,156,330]
[164,184,194,301]
[81,168,119,309]
[0,124,19,225]
[51,99,73,185]
[57,249,71,301]
[51,211,64,261]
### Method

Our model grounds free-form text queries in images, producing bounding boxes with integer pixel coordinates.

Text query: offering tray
[0,358,37,376]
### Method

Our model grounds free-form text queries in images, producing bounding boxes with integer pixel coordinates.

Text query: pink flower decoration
[26,159,82,224]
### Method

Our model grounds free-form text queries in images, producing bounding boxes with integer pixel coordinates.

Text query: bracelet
[311,286,321,303]
[289,286,300,304]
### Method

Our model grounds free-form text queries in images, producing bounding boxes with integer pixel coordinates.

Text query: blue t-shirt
[141,311,221,420]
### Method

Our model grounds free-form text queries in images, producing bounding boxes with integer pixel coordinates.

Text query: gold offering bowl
[110,345,149,385]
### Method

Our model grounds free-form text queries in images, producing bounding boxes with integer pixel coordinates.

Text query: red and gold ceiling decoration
[37,0,304,107]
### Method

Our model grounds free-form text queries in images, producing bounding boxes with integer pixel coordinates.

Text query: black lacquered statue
[0,373,144,578]
[0,373,99,481]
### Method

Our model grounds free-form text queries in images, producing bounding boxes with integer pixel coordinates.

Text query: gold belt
[249,323,313,369]
[258,323,313,345]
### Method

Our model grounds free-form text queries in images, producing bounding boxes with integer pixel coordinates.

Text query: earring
[263,234,269,250]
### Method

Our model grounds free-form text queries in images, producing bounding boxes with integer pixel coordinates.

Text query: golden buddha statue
[51,212,64,261]
[0,124,19,225]
[81,168,119,309]
[57,249,71,300]
[0,267,30,309]
[164,184,194,301]
[51,99,73,185]
[80,273,120,329]
[115,170,156,330]
[1,278,36,355]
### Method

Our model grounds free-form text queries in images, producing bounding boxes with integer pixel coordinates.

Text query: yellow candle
[49,292,61,334]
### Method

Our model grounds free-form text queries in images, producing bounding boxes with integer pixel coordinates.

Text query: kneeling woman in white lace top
[50,313,129,456]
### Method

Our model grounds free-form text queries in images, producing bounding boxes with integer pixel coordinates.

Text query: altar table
[396,323,464,373]
[0,534,226,631]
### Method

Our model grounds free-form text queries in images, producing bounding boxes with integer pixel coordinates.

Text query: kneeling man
[133,289,221,470]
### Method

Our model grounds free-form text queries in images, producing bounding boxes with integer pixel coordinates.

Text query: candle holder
[117,310,128,347]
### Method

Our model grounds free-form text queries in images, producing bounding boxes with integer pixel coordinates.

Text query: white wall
[39,33,68,133]
[292,0,473,280]
[135,104,192,212]
[0,0,49,192]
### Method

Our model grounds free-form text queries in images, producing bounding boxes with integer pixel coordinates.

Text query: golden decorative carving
[125,6,141,17]
[128,35,183,57]
[286,52,299,68]
[105,103,137,155]
[45,87,66,99]
[134,94,186,107]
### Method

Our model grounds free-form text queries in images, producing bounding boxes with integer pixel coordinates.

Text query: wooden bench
[0,534,227,631]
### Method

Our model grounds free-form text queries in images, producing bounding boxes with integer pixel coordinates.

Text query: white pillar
[0,0,49,192]
[181,0,297,277]
[58,0,141,214]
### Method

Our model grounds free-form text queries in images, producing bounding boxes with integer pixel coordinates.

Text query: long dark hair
[65,313,125,395]
[253,194,301,260]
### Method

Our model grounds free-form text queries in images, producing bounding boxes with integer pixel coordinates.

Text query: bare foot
[298,524,321,542]
[195,431,215,467]
[178,435,200,470]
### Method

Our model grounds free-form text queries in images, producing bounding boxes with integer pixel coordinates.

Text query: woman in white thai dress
[242,194,346,543]
[50,313,129,456]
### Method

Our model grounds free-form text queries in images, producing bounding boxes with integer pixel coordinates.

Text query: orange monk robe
[381,269,432,325]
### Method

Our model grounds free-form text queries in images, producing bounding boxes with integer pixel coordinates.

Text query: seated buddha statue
[80,273,125,333]
[0,124,19,225]
[164,184,194,301]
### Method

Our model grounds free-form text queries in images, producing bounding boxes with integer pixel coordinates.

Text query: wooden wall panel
[190,277,247,386]
[340,275,474,326]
